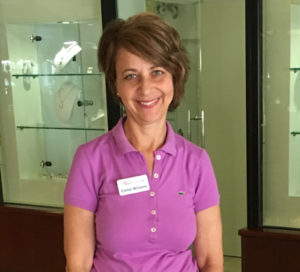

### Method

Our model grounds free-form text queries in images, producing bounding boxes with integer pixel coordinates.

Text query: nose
[138,75,152,96]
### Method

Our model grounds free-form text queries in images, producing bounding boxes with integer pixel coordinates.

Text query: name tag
[117,174,150,196]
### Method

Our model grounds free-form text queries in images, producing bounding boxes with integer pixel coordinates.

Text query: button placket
[150,191,155,197]
[148,152,163,242]
[152,152,162,182]
[149,189,158,241]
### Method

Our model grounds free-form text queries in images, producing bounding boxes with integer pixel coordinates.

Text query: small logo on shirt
[178,191,185,195]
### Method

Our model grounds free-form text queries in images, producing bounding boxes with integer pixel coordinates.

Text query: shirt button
[150,191,155,197]
[151,210,157,215]
[153,173,159,179]
[156,154,161,160]
[151,227,157,233]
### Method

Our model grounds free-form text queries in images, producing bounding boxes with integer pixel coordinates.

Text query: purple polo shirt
[64,118,220,272]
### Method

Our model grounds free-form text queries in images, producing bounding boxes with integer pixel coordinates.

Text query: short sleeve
[64,145,100,212]
[193,150,220,212]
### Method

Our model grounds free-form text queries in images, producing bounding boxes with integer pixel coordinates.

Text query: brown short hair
[97,12,189,111]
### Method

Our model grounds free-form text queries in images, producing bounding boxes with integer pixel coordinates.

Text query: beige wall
[201,1,247,256]
[2,0,101,23]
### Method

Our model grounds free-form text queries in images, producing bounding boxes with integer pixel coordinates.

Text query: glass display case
[239,2,300,271]
[289,4,300,198]
[262,0,300,229]
[0,0,107,207]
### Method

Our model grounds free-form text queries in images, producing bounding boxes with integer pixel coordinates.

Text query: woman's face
[115,47,174,127]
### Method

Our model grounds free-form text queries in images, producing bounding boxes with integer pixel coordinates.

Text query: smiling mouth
[139,98,159,106]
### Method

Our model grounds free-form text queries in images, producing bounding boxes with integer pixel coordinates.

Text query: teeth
[140,99,157,106]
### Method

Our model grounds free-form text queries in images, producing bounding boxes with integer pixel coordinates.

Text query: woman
[64,12,223,272]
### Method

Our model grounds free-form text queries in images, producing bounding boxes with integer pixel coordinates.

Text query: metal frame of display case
[101,0,122,130]
[245,0,263,228]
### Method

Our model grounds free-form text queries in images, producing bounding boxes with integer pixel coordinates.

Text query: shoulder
[75,130,114,160]
[172,134,214,177]
[174,133,208,161]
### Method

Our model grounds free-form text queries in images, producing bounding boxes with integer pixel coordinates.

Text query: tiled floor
[224,256,242,272]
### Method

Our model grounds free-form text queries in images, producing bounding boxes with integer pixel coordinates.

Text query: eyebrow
[121,68,137,75]
[121,66,160,75]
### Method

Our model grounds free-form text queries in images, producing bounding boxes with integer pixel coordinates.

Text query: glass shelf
[16,125,105,131]
[289,68,300,73]
[12,73,102,79]
[291,131,300,136]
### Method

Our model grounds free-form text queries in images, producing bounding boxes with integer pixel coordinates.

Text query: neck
[123,118,167,153]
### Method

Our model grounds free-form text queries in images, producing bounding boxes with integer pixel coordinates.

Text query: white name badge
[117,174,150,196]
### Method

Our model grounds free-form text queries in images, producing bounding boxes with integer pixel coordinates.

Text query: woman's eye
[124,74,136,80]
[153,70,164,76]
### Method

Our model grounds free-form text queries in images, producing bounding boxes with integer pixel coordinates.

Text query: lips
[138,98,159,107]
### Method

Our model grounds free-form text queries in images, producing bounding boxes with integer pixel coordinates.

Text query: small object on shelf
[29,34,42,42]
[1,60,15,73]
[55,81,80,123]
[77,100,94,107]
[53,41,82,73]
[21,60,35,90]
[40,160,52,168]
[91,109,105,122]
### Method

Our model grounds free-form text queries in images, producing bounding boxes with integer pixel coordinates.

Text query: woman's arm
[64,204,95,272]
[194,205,223,272]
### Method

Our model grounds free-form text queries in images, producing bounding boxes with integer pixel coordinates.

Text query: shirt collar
[111,118,136,156]
[111,118,177,156]
[160,121,176,156]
